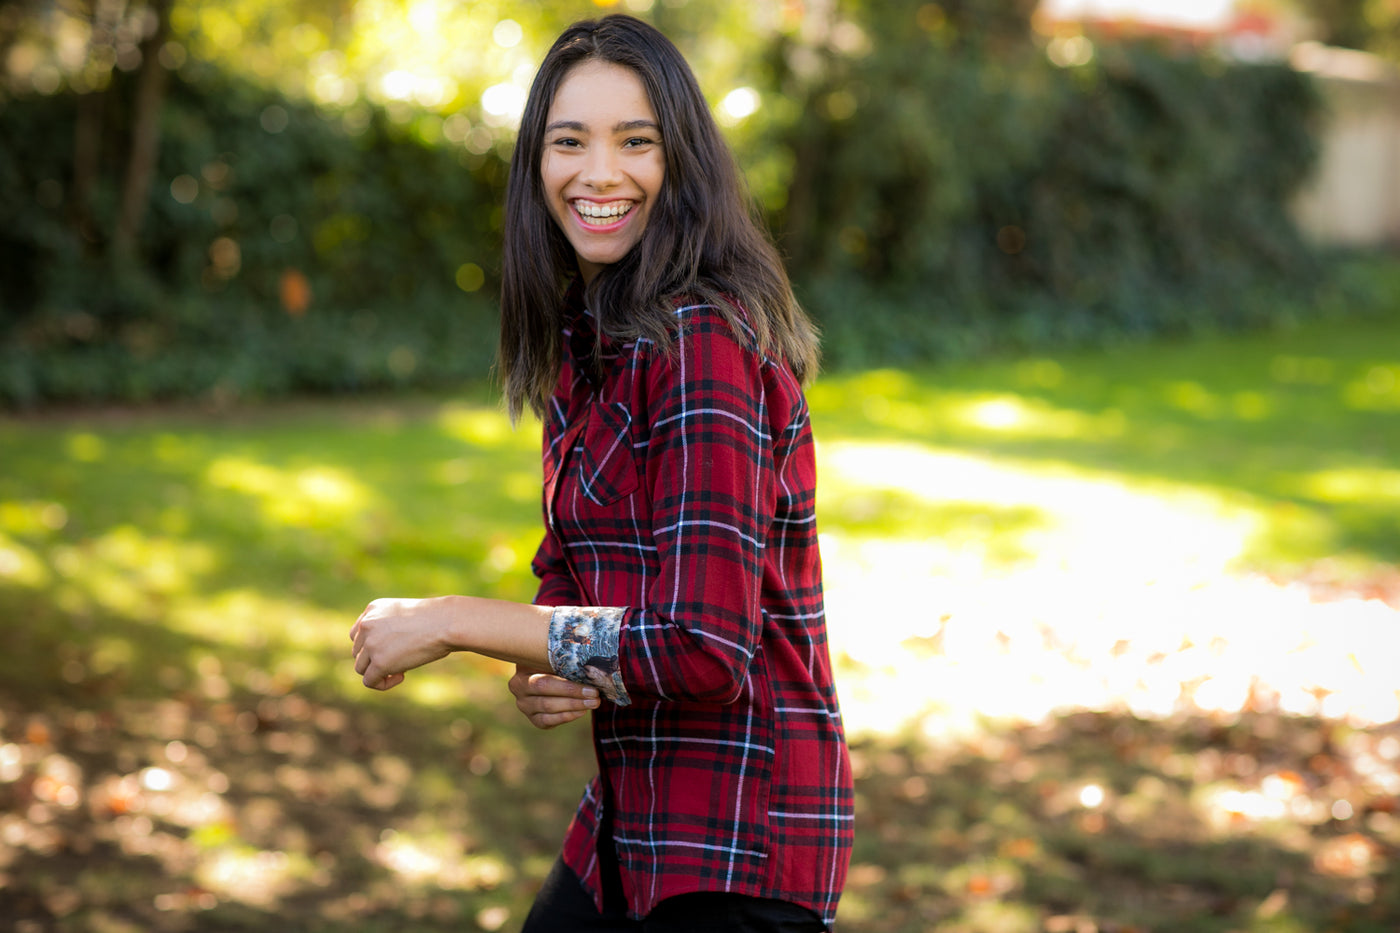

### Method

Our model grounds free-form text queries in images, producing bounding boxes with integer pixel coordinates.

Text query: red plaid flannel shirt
[531,294,854,926]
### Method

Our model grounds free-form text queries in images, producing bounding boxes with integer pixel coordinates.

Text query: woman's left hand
[350,596,456,690]
[509,664,599,729]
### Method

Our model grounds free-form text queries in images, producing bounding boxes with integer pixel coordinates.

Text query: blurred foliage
[1302,0,1400,59]
[774,0,1327,368]
[0,58,503,404]
[0,0,1357,405]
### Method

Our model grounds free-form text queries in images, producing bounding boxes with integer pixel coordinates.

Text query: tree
[1298,0,1400,58]
[113,0,173,257]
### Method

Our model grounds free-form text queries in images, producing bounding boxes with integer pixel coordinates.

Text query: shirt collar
[562,278,628,376]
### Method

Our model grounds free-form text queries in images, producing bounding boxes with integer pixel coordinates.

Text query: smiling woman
[497,15,818,424]
[539,60,665,281]
[347,13,852,933]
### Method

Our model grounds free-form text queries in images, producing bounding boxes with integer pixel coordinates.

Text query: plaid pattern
[531,295,854,927]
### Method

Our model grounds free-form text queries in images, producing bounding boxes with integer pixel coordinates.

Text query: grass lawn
[1,282,1398,932]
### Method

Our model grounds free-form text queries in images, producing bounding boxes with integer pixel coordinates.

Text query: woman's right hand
[509,665,600,729]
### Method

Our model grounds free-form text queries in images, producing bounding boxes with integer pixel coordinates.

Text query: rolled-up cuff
[547,606,631,707]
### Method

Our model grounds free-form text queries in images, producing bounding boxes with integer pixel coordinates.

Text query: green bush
[773,2,1325,367]
[0,62,504,406]
[0,2,1341,405]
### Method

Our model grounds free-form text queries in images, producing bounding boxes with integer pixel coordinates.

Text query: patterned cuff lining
[548,607,631,707]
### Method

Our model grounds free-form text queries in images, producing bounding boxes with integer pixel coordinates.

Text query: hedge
[0,7,1335,405]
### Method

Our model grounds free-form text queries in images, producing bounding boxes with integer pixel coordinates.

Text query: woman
[350,14,853,931]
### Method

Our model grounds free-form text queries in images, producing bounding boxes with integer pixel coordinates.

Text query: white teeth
[574,201,632,224]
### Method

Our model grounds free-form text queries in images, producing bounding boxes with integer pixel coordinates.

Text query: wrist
[438,595,554,669]
[439,594,479,654]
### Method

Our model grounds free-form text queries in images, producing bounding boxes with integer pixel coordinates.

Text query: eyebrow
[544,119,660,134]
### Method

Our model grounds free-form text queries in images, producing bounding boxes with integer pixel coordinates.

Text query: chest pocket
[579,401,638,506]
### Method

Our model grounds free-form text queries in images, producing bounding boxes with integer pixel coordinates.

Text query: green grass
[809,307,1400,582]
[1,275,1398,932]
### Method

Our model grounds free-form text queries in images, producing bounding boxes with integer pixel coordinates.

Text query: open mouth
[572,200,634,227]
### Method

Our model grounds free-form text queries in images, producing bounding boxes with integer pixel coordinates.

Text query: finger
[510,664,551,684]
[530,709,587,730]
[507,667,535,698]
[350,601,375,642]
[372,672,405,691]
[351,623,367,659]
[509,671,589,702]
[528,673,599,699]
[516,693,598,717]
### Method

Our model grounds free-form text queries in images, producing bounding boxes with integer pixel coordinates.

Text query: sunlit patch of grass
[0,530,51,587]
[816,437,1309,737]
[1296,466,1400,505]
[810,304,1400,581]
[803,304,1400,743]
[0,397,549,701]
[820,440,1264,574]
[205,457,373,528]
[818,484,1043,565]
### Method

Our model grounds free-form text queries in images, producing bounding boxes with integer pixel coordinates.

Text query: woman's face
[540,60,664,284]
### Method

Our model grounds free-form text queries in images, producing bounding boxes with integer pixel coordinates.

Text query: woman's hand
[350,596,457,690]
[509,665,599,729]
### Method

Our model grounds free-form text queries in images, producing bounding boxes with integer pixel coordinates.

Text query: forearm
[454,598,629,705]
[443,595,555,670]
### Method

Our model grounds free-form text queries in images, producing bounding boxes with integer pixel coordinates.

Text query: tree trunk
[68,0,106,251]
[112,0,172,259]
[71,90,104,251]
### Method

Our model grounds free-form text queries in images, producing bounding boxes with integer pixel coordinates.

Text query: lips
[571,199,634,228]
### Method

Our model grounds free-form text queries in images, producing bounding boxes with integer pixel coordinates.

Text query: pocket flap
[580,402,638,506]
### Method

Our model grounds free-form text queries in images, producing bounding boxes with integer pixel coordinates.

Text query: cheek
[540,156,566,198]
[539,164,569,221]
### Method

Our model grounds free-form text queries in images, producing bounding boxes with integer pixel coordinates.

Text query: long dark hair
[498,14,819,421]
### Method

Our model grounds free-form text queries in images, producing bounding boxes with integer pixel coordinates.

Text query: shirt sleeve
[531,524,584,608]
[547,606,631,705]
[616,315,774,704]
[531,370,586,610]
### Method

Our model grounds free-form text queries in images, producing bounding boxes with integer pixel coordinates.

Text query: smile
[572,200,634,227]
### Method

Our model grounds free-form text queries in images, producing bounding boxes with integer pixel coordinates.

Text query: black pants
[520,857,827,933]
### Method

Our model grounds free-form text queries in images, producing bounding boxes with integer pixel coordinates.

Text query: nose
[579,145,622,190]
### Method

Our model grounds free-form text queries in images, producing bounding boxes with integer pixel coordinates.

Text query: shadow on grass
[841,711,1400,933]
[1,582,594,933]
[4,627,1398,933]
